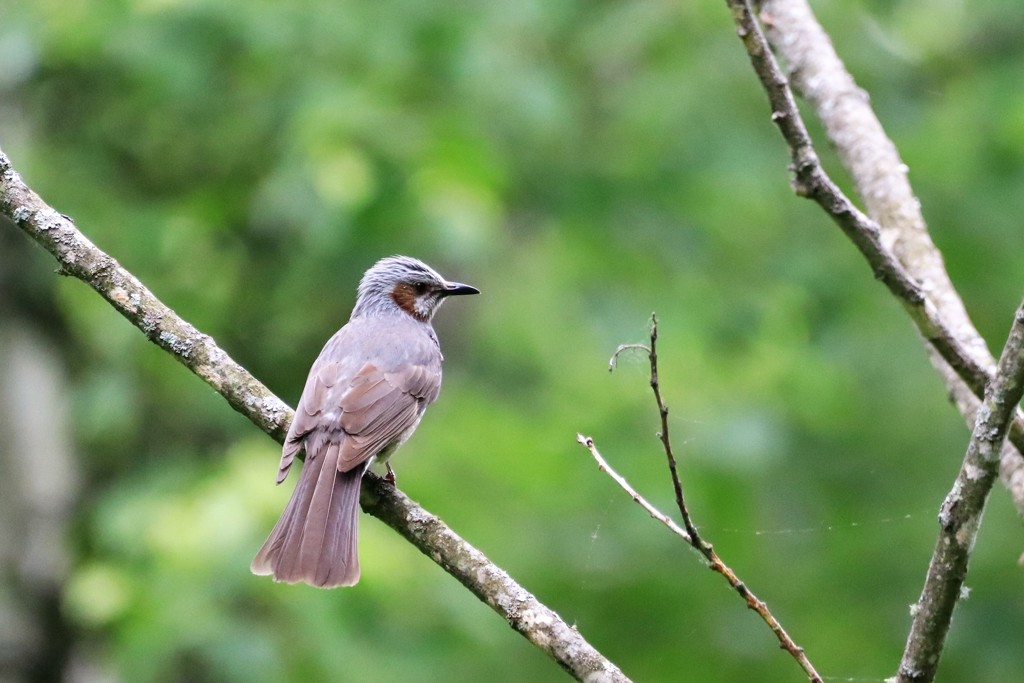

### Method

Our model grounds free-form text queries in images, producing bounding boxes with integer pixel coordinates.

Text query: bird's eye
[413,282,429,295]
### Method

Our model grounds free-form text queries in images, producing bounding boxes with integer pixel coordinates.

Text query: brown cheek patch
[390,284,427,321]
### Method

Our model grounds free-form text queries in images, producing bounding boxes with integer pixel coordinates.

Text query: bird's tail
[251,443,363,588]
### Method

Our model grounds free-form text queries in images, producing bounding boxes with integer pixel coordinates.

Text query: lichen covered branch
[0,147,630,683]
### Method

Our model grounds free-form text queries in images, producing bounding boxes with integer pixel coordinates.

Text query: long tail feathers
[251,444,363,588]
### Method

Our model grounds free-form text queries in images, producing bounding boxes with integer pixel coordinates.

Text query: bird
[251,255,479,588]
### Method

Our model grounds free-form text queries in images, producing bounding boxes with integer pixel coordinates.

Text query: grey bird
[251,255,478,588]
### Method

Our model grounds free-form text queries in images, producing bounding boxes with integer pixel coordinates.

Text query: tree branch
[583,317,823,683]
[723,0,1024,511]
[721,4,1024,675]
[897,300,1024,682]
[757,0,1024,524]
[0,152,292,444]
[0,147,631,683]
[758,0,988,358]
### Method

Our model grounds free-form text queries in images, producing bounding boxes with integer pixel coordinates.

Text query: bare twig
[585,317,823,683]
[723,0,1024,512]
[575,433,691,543]
[645,314,702,546]
[0,147,631,683]
[609,343,651,372]
[898,300,1024,682]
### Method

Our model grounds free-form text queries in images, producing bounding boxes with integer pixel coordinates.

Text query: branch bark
[0,153,292,444]
[721,1,1024,677]
[758,0,1024,519]
[723,0,1024,511]
[897,300,1024,682]
[0,147,631,683]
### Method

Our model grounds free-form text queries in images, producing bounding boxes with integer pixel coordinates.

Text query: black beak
[442,281,480,296]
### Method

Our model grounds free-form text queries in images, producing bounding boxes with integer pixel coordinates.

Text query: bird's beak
[442,281,480,297]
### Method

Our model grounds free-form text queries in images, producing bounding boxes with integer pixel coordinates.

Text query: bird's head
[353,255,479,322]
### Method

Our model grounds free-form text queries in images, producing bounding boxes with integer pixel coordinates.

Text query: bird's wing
[336,360,441,472]
[274,318,443,482]
[275,358,347,484]
[276,356,441,481]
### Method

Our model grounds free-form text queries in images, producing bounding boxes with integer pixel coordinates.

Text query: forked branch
[582,315,823,683]
[722,0,1024,512]
[720,3,1024,676]
[898,300,1024,682]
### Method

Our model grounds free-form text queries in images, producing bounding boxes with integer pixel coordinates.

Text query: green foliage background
[3,0,1024,681]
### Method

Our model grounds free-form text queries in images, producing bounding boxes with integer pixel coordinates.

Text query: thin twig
[575,434,691,543]
[897,300,1024,682]
[0,147,631,683]
[645,314,703,546]
[609,343,651,372]
[588,317,823,683]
